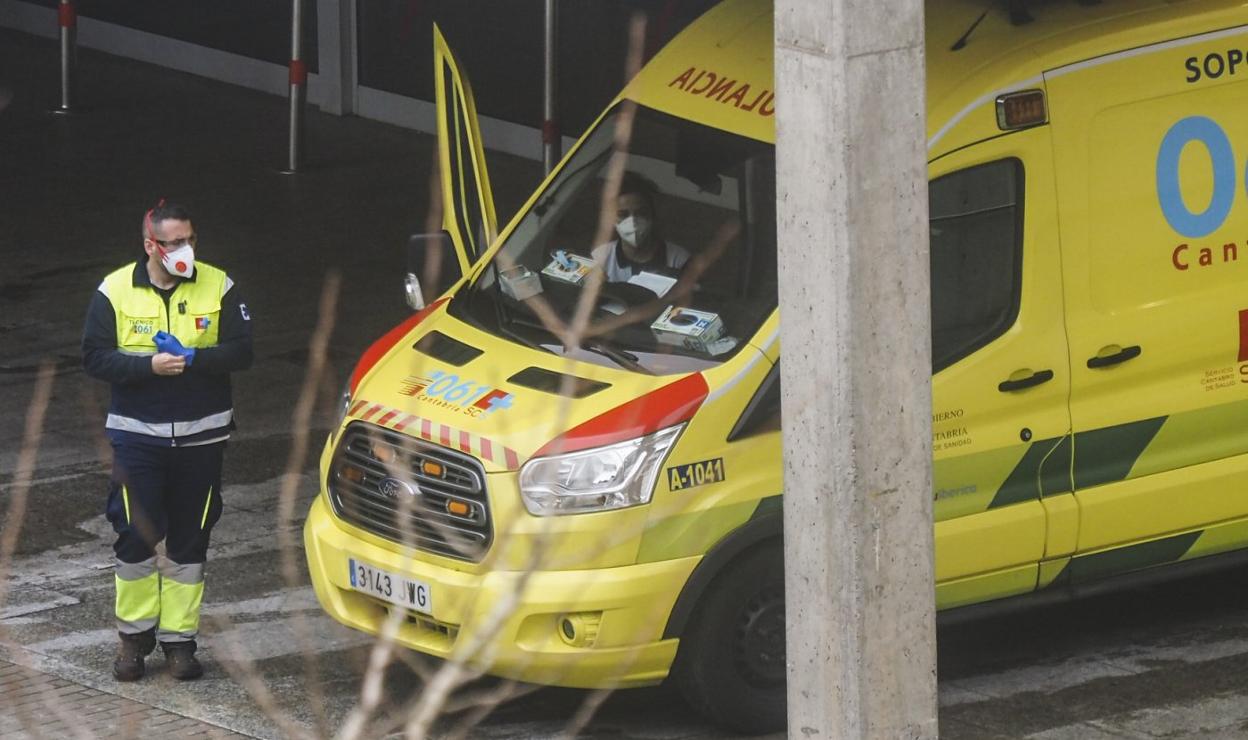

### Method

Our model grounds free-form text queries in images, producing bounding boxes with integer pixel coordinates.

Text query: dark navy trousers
[105,440,225,564]
[105,440,225,641]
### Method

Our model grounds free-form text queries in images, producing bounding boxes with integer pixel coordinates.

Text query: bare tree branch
[277,271,342,739]
[0,360,55,615]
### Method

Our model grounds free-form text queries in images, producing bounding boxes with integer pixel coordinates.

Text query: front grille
[328,422,491,561]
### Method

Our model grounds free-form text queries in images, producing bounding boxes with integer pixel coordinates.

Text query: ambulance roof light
[996,90,1047,131]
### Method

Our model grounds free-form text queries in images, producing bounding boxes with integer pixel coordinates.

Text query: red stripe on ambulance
[347,399,522,469]
[534,373,709,457]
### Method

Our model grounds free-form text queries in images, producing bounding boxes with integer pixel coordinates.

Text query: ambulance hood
[345,307,710,474]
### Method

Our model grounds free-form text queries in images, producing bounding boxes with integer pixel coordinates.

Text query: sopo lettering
[1185,49,1248,83]
[1155,116,1242,240]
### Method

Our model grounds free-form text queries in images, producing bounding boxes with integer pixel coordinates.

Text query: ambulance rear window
[928,158,1023,371]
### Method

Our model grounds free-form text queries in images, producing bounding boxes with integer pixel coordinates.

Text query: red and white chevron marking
[348,400,521,470]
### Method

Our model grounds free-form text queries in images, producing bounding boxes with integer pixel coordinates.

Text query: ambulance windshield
[449,104,777,375]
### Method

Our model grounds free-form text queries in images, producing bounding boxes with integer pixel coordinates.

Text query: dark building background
[15,0,719,141]
[20,0,320,70]
[358,0,717,135]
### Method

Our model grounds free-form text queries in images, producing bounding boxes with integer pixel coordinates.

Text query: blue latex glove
[153,331,196,366]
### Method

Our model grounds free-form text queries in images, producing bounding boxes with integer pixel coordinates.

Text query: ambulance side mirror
[405,231,462,310]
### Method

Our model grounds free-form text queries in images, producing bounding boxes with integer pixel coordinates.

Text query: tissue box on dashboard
[499,265,543,301]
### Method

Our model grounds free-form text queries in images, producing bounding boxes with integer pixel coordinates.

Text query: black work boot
[162,641,203,680]
[112,630,156,681]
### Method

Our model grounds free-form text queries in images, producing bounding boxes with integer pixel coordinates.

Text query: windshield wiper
[583,339,653,375]
[495,308,558,356]
[488,296,571,357]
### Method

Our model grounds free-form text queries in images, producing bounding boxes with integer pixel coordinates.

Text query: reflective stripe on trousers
[158,561,205,643]
[114,557,205,641]
[115,556,159,635]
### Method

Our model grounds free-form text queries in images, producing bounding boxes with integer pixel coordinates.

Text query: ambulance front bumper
[303,495,698,688]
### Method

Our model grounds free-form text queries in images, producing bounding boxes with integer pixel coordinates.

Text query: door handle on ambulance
[998,369,1054,393]
[1086,344,1141,369]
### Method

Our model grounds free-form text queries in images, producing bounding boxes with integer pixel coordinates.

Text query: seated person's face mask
[615,214,652,248]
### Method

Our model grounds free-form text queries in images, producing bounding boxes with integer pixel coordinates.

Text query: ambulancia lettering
[667,66,775,116]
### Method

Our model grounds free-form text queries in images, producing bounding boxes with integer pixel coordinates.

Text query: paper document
[626,271,678,296]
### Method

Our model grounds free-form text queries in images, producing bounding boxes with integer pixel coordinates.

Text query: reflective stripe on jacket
[91,259,240,446]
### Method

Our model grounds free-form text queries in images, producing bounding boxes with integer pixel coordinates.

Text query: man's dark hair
[142,201,193,239]
[618,172,659,212]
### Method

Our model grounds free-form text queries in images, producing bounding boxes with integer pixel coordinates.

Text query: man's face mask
[156,240,196,278]
[615,215,652,248]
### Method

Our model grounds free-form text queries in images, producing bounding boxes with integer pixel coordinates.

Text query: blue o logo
[1155,116,1236,239]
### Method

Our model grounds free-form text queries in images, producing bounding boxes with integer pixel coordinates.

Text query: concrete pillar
[774,0,937,737]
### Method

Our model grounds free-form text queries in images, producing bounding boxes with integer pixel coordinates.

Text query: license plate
[347,557,432,615]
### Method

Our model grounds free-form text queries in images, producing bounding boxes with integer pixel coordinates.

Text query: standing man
[82,201,252,681]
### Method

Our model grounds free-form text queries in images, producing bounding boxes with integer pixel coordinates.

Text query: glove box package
[650,306,724,352]
[541,252,595,285]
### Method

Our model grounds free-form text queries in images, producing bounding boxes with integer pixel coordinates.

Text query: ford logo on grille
[378,477,418,499]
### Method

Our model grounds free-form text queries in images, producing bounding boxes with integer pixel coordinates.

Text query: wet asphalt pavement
[3,25,1248,740]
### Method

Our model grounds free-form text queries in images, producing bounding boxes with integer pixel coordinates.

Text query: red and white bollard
[52,0,76,114]
[542,0,560,174]
[283,0,306,173]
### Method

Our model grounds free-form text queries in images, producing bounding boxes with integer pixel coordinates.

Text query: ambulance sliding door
[1047,26,1248,580]
[929,128,1074,610]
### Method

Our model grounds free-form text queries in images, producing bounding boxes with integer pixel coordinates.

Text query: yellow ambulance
[305,0,1248,732]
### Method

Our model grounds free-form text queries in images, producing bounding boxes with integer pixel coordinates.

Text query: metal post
[51,0,76,115]
[775,0,937,736]
[284,0,307,173]
[542,0,560,174]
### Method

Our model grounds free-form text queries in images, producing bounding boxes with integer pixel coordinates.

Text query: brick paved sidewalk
[0,658,252,739]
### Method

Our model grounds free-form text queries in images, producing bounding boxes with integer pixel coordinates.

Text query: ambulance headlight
[519,425,684,515]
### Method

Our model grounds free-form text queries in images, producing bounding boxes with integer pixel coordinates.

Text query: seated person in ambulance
[583,191,740,341]
[591,173,690,296]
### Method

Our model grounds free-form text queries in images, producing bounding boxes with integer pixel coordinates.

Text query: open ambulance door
[433,25,498,273]
[406,26,500,310]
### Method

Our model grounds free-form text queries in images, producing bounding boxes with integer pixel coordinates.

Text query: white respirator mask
[615,215,652,248]
[159,244,196,278]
